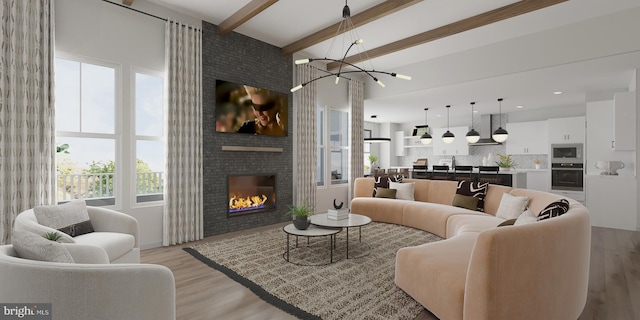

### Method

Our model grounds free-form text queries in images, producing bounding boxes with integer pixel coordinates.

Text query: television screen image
[215,80,288,137]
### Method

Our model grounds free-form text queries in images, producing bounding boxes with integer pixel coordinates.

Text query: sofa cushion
[390,181,415,200]
[351,198,411,225]
[495,193,529,220]
[515,209,537,225]
[445,214,503,237]
[73,232,135,261]
[372,175,403,197]
[452,194,479,210]
[33,200,95,237]
[374,187,396,199]
[455,181,489,211]
[537,199,570,221]
[404,202,483,238]
[11,231,75,263]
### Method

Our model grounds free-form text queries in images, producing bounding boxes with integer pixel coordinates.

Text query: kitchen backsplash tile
[399,144,548,169]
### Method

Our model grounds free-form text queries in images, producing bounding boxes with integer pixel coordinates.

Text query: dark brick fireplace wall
[202,21,293,237]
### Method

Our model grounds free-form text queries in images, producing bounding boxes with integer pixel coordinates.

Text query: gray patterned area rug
[184,222,442,320]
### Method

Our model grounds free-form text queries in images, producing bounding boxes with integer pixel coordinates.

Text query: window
[55,57,119,206]
[317,106,349,187]
[55,55,165,208]
[134,70,165,203]
[329,110,349,184]
[317,107,325,187]
[364,129,371,174]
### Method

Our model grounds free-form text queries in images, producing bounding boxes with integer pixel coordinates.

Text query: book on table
[327,209,349,220]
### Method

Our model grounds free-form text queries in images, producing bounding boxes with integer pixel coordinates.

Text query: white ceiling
[145,0,640,124]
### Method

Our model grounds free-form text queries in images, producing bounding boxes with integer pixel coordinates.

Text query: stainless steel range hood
[468,114,502,146]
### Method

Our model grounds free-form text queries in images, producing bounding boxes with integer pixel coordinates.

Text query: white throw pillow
[514,209,538,226]
[496,193,530,220]
[12,231,75,263]
[389,181,415,201]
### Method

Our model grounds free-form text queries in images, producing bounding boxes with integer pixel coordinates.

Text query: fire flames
[229,194,268,211]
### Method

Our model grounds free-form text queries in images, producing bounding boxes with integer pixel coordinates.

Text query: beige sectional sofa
[351,178,591,320]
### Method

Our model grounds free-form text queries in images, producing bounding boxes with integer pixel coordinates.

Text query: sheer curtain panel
[294,64,318,208]
[163,19,203,246]
[349,80,365,200]
[0,0,55,244]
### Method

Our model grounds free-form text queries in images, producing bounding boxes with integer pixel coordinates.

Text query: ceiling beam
[326,0,568,70]
[217,0,279,36]
[281,0,423,57]
[123,0,134,6]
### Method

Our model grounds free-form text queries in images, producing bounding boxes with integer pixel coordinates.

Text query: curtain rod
[100,0,201,31]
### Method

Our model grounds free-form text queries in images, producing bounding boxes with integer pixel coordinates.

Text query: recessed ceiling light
[436,114,442,117]
[516,105,524,109]
[473,110,478,113]
[553,91,563,95]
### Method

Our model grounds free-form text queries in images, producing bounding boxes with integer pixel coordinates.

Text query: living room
[1,0,640,319]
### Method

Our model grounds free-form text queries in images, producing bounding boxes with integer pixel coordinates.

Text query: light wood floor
[141,224,640,320]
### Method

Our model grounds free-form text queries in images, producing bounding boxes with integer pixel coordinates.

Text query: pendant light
[492,98,509,142]
[420,108,432,145]
[442,105,455,144]
[465,102,480,143]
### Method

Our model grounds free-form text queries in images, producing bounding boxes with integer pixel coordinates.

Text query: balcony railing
[57,172,164,203]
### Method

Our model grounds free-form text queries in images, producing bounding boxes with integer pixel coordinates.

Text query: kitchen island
[410,168,527,188]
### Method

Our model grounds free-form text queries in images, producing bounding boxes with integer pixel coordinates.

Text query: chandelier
[291,0,411,92]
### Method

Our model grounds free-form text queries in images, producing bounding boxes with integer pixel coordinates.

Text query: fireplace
[228,175,277,217]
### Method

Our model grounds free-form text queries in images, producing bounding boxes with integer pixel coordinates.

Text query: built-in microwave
[551,143,583,163]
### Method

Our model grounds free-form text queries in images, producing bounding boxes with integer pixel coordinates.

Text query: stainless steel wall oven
[551,162,584,191]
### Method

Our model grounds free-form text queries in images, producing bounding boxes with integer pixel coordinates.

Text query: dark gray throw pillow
[34,199,95,237]
[452,194,480,211]
[497,218,517,227]
[374,187,397,199]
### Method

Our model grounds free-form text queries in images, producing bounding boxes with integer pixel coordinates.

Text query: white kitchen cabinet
[506,121,549,154]
[526,170,550,191]
[394,131,405,156]
[433,126,469,156]
[548,116,585,143]
[586,175,637,231]
[613,91,636,151]
[404,136,433,148]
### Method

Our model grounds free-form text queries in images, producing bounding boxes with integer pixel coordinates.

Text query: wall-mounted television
[215,80,288,137]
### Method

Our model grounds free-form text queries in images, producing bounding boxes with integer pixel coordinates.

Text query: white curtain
[163,20,203,246]
[349,80,365,200]
[294,64,318,208]
[0,0,55,244]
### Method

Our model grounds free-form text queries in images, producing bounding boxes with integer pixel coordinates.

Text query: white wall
[56,0,200,249]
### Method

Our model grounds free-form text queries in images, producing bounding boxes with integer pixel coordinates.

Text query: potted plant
[533,159,542,170]
[368,154,378,174]
[495,154,517,171]
[286,200,315,230]
[43,232,63,242]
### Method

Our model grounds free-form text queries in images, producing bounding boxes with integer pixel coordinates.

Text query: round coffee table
[283,224,341,265]
[310,213,372,258]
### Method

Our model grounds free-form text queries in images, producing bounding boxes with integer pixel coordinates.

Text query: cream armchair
[0,244,175,320]
[14,206,140,263]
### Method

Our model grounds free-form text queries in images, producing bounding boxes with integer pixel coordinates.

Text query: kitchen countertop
[410,168,536,175]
